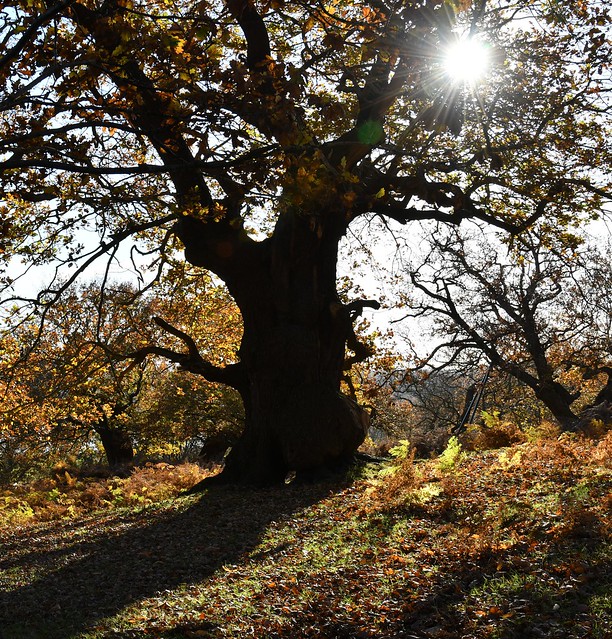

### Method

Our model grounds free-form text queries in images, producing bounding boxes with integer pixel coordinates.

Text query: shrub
[0,461,213,529]
[0,496,34,526]
[591,430,612,469]
[523,420,561,443]
[364,440,423,511]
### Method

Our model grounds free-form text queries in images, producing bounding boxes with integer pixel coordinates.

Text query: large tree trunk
[96,423,135,468]
[183,207,370,485]
[506,357,580,431]
[222,326,370,484]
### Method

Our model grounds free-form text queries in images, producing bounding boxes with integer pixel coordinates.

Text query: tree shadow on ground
[0,479,342,639]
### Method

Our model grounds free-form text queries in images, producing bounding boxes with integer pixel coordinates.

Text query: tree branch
[11,214,176,366]
[153,316,201,360]
[346,299,381,319]
[342,299,380,371]
[70,1,213,207]
[0,144,276,176]
[118,316,248,391]
[226,0,271,70]
[0,1,75,72]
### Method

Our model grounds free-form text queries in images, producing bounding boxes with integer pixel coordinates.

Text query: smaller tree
[0,283,159,471]
[403,367,477,433]
[0,271,244,475]
[402,225,611,429]
[0,332,57,483]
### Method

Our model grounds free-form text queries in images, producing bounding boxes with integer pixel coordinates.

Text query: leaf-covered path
[1,434,611,638]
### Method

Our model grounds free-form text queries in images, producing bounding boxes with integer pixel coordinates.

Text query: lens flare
[444,38,490,85]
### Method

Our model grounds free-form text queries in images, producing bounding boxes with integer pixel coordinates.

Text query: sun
[443,38,490,86]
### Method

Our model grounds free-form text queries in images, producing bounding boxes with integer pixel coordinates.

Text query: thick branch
[583,366,612,406]
[0,150,272,176]
[119,318,247,391]
[343,299,380,371]
[325,57,409,169]
[70,1,212,207]
[346,299,381,319]
[226,0,271,70]
[372,201,529,236]
[224,2,309,148]
[153,316,201,360]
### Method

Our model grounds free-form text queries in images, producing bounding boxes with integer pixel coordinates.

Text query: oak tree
[0,283,161,472]
[1,1,610,482]
[0,275,243,474]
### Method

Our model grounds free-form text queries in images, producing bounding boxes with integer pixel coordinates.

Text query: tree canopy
[1,0,611,483]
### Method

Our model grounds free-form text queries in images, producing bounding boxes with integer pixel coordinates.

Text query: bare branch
[153,316,200,360]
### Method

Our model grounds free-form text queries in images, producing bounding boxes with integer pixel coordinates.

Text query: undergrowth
[0,462,213,528]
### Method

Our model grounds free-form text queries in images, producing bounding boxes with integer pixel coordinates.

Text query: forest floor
[1,430,611,639]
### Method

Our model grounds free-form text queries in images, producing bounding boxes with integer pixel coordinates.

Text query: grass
[1,430,611,638]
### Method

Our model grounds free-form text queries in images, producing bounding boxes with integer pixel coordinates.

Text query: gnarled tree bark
[162,207,372,485]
